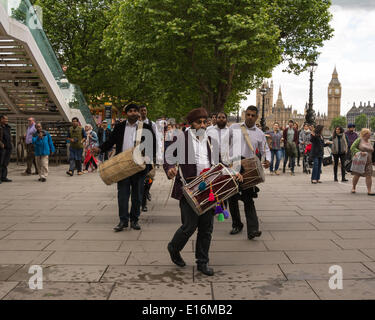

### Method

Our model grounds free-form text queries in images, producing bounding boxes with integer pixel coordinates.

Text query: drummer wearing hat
[93,103,156,232]
[164,107,218,276]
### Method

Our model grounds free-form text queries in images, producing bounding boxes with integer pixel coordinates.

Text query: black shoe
[230,224,243,235]
[248,230,262,240]
[66,171,73,176]
[114,221,128,232]
[41,178,46,182]
[342,178,348,182]
[1,178,12,182]
[197,264,214,276]
[282,168,286,173]
[38,178,42,181]
[142,206,148,212]
[334,178,338,182]
[130,221,141,230]
[167,243,186,267]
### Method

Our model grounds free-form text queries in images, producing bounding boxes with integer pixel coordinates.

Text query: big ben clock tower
[328,66,341,126]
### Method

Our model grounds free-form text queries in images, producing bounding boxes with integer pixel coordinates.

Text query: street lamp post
[305,61,318,126]
[260,86,268,132]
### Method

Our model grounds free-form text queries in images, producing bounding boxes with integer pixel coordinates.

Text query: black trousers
[169,197,214,265]
[85,157,97,170]
[0,148,11,180]
[117,172,146,223]
[333,153,346,180]
[142,179,153,208]
[228,188,259,233]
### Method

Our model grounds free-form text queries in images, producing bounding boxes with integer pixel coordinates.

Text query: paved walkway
[0,162,375,300]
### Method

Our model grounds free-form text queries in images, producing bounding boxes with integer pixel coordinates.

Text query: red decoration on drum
[200,168,210,175]
[208,183,215,202]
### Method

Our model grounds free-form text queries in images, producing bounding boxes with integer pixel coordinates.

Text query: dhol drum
[240,157,265,190]
[182,163,239,215]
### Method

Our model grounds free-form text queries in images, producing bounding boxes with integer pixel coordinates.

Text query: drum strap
[240,125,255,154]
[134,121,144,147]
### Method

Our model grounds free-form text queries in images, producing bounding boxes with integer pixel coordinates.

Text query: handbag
[350,152,367,175]
[344,159,352,173]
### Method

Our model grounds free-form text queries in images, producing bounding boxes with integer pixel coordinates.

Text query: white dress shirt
[207,125,231,165]
[229,122,271,172]
[122,120,139,153]
[189,129,210,176]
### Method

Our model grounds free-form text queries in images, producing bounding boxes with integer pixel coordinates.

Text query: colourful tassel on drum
[223,209,230,219]
[217,213,225,222]
[199,181,207,191]
[208,183,215,202]
[215,202,223,214]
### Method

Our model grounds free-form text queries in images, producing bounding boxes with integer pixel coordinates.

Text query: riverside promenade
[1,163,375,300]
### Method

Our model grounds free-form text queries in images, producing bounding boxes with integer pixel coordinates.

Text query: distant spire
[278,86,282,99]
[333,65,338,75]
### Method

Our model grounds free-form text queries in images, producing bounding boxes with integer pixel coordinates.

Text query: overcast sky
[240,0,375,117]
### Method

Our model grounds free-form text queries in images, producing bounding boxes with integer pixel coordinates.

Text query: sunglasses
[194,120,208,125]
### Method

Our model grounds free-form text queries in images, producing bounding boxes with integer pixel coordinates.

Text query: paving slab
[210,252,290,265]
[0,231,12,240]
[264,239,341,251]
[43,251,130,266]
[126,252,196,266]
[71,230,140,241]
[312,222,375,230]
[8,223,73,231]
[4,231,76,240]
[101,266,194,284]
[213,281,318,300]
[9,265,107,282]
[109,283,212,300]
[0,251,53,264]
[270,231,340,240]
[119,240,193,252]
[334,230,375,239]
[0,282,19,299]
[285,250,372,264]
[332,239,375,249]
[205,240,267,252]
[279,263,375,280]
[194,265,286,282]
[307,279,375,300]
[0,265,23,281]
[0,240,52,251]
[3,282,113,300]
[44,240,122,252]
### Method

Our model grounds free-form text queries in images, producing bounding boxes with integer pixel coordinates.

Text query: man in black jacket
[0,115,12,183]
[93,104,156,232]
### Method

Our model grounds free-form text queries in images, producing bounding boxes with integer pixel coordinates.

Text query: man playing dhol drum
[164,108,220,276]
[229,106,271,240]
[93,104,156,232]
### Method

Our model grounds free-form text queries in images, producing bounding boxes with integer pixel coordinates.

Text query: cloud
[332,0,375,8]
[241,5,375,118]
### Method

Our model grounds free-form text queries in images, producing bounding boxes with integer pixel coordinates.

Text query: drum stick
[164,163,179,208]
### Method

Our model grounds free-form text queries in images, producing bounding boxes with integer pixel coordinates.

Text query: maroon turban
[186,108,209,124]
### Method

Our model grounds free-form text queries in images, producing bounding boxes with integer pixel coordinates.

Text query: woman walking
[331,126,349,182]
[350,128,375,195]
[83,124,99,173]
[267,122,283,175]
[310,125,330,184]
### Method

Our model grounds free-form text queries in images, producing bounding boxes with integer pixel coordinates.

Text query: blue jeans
[270,149,283,172]
[311,157,322,181]
[117,172,146,223]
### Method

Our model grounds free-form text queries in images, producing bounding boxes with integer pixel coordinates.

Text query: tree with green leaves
[369,116,375,132]
[103,0,334,115]
[330,116,347,131]
[33,0,117,107]
[355,114,368,131]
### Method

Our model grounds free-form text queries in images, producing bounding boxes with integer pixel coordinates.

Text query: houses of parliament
[244,67,342,129]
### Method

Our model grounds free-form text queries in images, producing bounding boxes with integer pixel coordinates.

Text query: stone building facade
[346,101,375,127]
[241,67,341,131]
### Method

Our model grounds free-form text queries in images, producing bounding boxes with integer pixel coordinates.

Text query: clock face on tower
[335,88,340,95]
